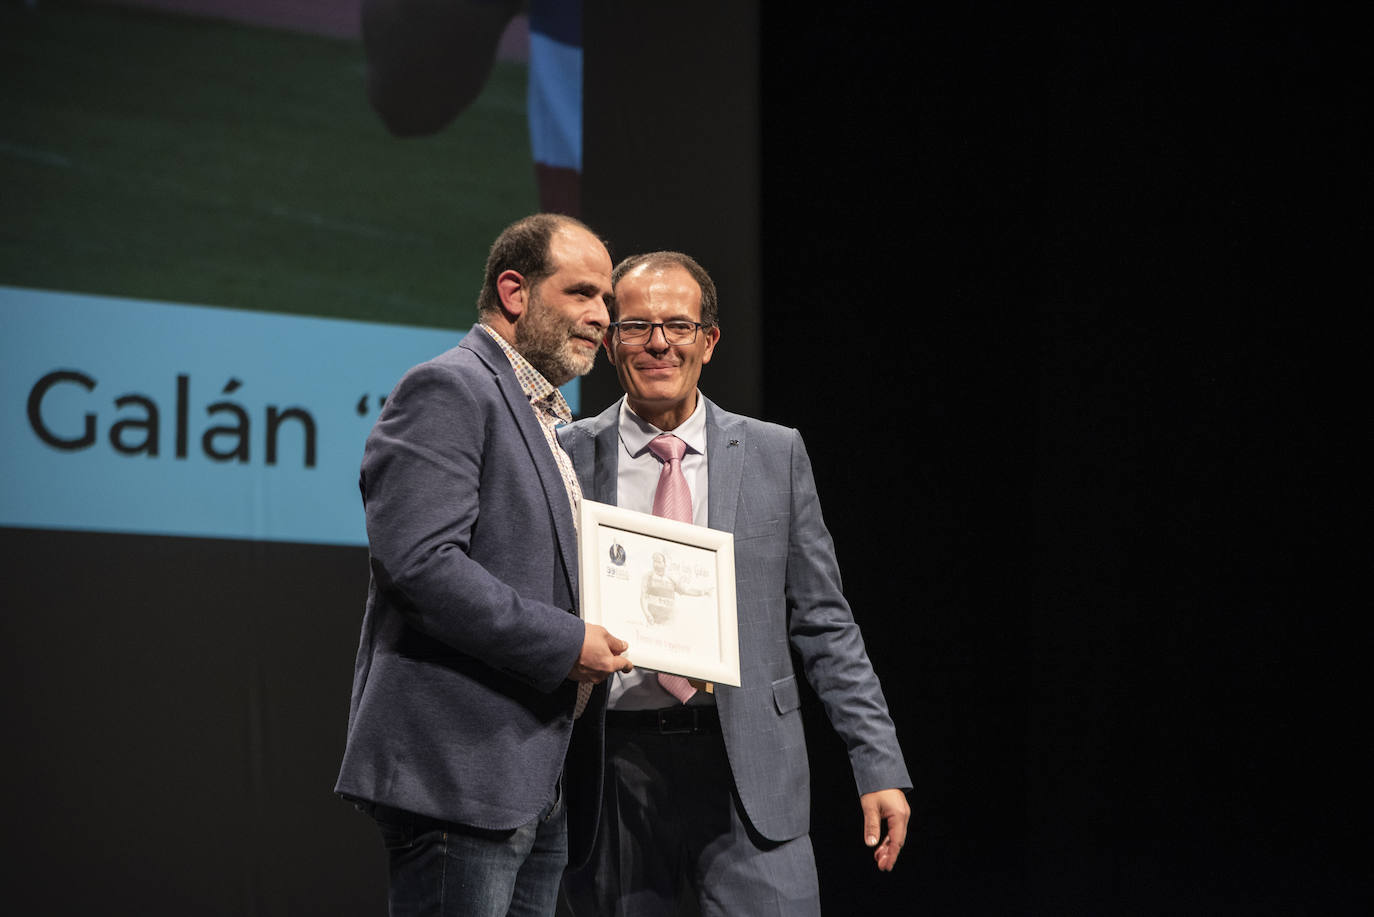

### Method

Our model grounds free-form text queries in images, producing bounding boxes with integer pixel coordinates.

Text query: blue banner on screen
[1,286,580,545]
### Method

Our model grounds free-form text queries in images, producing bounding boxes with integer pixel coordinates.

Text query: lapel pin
[728,439,739,447]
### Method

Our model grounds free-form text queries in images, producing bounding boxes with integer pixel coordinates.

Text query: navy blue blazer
[558,397,911,842]
[336,327,603,858]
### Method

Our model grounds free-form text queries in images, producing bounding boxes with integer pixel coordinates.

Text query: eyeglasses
[610,320,708,345]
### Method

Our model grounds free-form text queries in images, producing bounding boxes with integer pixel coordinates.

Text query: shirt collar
[618,393,708,458]
[479,322,572,424]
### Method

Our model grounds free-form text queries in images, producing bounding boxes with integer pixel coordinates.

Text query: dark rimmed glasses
[609,320,708,345]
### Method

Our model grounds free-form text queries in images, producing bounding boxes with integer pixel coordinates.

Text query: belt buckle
[656,707,697,735]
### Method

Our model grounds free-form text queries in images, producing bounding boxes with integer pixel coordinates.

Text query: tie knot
[648,433,687,464]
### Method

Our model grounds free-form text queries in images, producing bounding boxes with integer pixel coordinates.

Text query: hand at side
[860,788,910,871]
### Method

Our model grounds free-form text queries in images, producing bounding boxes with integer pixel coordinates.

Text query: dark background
[589,2,1354,914]
[4,2,1358,914]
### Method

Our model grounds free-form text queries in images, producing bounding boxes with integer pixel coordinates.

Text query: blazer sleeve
[783,428,913,794]
[360,358,584,693]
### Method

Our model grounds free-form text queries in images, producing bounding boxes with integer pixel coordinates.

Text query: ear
[602,331,618,364]
[496,269,527,318]
[700,325,721,364]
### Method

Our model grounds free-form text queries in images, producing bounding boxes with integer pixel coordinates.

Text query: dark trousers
[562,710,819,917]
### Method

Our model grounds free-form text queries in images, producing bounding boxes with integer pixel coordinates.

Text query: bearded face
[515,285,602,386]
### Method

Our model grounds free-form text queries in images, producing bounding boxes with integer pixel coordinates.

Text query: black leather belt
[606,706,720,735]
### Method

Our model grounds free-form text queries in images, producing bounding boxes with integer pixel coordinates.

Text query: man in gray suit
[558,251,911,916]
[336,214,634,916]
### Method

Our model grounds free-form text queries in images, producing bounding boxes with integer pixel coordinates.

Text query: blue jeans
[372,786,568,917]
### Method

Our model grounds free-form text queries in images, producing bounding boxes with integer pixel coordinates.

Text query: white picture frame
[578,499,740,687]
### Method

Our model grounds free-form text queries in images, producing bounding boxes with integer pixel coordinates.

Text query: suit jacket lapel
[704,398,744,717]
[463,329,580,602]
[704,398,745,534]
[590,404,620,505]
[578,396,740,532]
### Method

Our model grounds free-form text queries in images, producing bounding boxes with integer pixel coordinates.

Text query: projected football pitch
[1,0,538,328]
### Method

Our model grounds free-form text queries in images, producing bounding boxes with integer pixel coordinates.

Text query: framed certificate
[578,499,740,687]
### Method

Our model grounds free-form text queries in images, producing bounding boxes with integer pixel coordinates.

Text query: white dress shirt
[606,394,717,709]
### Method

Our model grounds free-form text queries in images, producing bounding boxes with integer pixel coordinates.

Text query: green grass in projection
[1,1,538,328]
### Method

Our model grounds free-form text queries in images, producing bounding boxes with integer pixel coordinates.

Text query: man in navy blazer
[336,214,634,916]
[558,251,911,916]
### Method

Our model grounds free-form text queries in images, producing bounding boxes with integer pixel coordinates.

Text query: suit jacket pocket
[733,518,781,543]
[771,674,801,715]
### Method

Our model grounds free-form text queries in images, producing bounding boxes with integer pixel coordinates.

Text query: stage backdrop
[2,1,584,912]
[5,2,778,915]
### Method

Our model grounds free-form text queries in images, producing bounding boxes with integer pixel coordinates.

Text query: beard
[514,290,599,386]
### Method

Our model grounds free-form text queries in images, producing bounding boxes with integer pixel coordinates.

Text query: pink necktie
[647,434,699,704]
